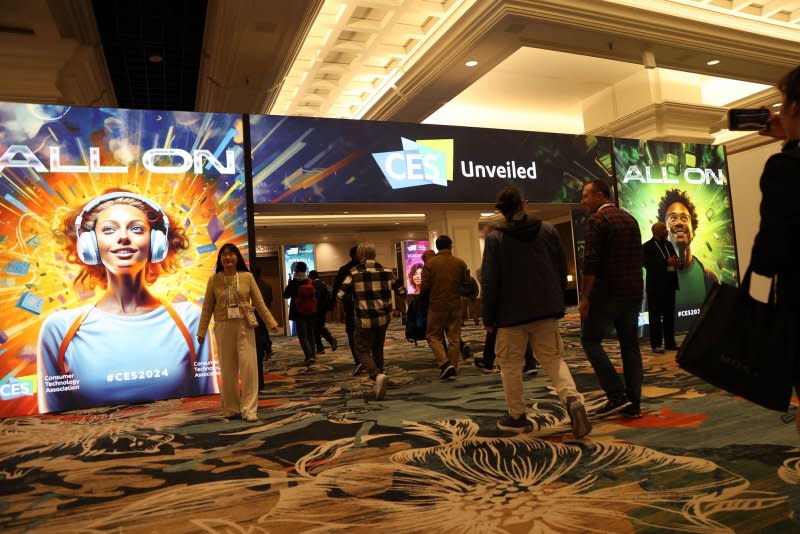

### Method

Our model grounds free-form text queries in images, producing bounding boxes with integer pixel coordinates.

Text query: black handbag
[676,268,796,412]
[404,296,428,342]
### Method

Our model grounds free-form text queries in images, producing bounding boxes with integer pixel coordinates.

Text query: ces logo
[0,376,36,400]
[372,138,453,190]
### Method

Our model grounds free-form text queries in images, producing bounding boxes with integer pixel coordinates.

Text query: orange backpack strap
[162,301,197,367]
[57,307,92,374]
[57,302,197,375]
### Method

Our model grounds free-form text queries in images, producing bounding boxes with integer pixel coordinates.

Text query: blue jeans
[580,299,643,406]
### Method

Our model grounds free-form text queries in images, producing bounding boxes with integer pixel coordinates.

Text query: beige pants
[426,309,462,368]
[214,319,259,419]
[496,318,582,418]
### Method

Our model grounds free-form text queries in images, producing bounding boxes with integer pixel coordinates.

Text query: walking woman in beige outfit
[198,243,278,422]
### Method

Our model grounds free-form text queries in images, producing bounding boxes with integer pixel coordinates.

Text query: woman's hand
[759,114,786,140]
[197,336,205,345]
[269,326,279,333]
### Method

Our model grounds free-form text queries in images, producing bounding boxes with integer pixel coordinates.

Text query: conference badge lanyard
[656,241,677,272]
[224,273,242,320]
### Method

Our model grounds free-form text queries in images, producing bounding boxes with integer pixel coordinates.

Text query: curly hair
[657,188,699,232]
[407,263,423,291]
[61,189,190,289]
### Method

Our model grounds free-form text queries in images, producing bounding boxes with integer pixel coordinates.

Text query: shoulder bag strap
[57,308,92,374]
[162,301,197,366]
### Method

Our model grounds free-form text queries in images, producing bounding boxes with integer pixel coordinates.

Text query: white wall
[727,140,783,277]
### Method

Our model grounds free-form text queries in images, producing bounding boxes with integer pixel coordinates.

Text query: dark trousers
[354,324,388,379]
[482,329,538,369]
[647,289,676,349]
[345,311,359,365]
[581,299,643,406]
[254,324,272,389]
[314,314,335,350]
[294,317,317,362]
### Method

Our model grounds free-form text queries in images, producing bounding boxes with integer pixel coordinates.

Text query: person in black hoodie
[481,186,590,438]
[309,270,337,354]
[751,64,800,434]
[331,246,362,374]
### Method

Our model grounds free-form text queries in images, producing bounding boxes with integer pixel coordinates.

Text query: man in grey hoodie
[481,186,591,438]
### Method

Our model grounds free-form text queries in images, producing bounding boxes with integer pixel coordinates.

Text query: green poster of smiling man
[614,139,739,332]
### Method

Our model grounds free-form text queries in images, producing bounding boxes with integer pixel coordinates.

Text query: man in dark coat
[642,222,681,353]
[309,270,337,354]
[331,246,361,374]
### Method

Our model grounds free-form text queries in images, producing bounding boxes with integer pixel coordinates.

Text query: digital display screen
[249,114,613,205]
[0,103,248,416]
[401,240,430,295]
[614,138,737,332]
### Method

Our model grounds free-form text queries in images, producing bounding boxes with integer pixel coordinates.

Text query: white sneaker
[374,373,388,400]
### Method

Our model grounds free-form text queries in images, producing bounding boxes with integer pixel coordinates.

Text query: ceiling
[91,0,207,111]
[3,0,798,126]
[423,47,773,134]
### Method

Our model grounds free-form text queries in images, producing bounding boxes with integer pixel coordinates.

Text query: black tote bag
[676,269,795,412]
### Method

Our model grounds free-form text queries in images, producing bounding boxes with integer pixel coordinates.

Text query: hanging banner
[0,103,247,416]
[614,139,737,332]
[249,115,613,204]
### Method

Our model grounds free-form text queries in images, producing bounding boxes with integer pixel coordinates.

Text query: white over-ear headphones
[75,192,170,265]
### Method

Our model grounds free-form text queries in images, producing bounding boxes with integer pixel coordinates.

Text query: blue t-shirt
[36,302,218,413]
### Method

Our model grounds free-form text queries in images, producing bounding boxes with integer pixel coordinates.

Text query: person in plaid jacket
[336,242,394,400]
[579,179,644,418]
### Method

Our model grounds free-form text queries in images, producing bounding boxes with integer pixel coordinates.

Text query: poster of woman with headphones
[36,190,219,413]
[0,103,248,416]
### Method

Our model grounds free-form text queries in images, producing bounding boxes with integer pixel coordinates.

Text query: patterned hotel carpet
[1,311,799,533]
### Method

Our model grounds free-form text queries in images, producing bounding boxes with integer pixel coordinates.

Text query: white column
[426,210,482,275]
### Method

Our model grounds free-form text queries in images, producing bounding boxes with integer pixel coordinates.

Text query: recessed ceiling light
[465,60,478,68]
[342,211,349,214]
[772,102,782,108]
[480,212,495,217]
[706,59,720,66]
[148,55,163,63]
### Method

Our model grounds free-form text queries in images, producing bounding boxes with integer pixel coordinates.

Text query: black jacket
[331,259,358,313]
[643,238,679,294]
[312,279,330,319]
[750,140,800,307]
[480,216,566,328]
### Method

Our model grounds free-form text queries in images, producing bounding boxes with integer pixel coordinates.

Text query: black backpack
[405,295,428,341]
